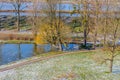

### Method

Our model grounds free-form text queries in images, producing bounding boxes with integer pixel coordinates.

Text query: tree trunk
[34,43,38,55]
[110,59,113,73]
[103,33,106,46]
[58,43,62,51]
[84,27,87,47]
[58,38,63,51]
[33,33,38,55]
[17,9,20,31]
[93,31,97,49]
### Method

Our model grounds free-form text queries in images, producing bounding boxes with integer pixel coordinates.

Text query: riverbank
[0,40,34,44]
[0,50,91,72]
[0,50,120,80]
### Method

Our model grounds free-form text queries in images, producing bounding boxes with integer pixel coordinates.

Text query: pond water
[0,43,79,65]
[0,44,34,65]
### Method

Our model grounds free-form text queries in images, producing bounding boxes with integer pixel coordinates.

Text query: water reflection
[0,43,79,65]
[0,44,34,65]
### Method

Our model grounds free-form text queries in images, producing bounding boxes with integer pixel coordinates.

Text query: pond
[0,44,34,65]
[0,43,80,65]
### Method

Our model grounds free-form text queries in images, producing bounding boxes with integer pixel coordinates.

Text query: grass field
[0,50,120,80]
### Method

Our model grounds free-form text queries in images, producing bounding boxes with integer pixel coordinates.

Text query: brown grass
[0,32,34,40]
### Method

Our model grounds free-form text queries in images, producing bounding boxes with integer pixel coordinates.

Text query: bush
[79,43,94,50]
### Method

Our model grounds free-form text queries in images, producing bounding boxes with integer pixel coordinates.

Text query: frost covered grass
[0,51,63,69]
[0,51,120,80]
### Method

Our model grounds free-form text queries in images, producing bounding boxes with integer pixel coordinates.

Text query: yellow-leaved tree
[35,20,71,50]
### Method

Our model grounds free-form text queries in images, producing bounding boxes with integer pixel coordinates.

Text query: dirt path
[0,50,95,72]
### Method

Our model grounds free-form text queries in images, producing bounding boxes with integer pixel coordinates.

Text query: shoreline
[0,50,95,72]
[0,40,34,44]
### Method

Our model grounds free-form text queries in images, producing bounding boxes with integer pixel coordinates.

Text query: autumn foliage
[35,21,71,45]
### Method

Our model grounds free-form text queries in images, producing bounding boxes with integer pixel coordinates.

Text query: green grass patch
[37,51,63,57]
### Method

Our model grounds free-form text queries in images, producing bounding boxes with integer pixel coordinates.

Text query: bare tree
[101,0,112,46]
[41,0,71,51]
[103,18,120,72]
[28,0,42,54]
[73,0,92,47]
[102,1,120,72]
[91,0,102,49]
[29,0,42,39]
[9,0,28,31]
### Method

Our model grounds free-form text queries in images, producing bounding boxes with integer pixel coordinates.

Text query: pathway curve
[0,50,95,72]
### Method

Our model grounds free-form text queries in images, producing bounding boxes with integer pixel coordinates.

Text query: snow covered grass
[0,51,120,80]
